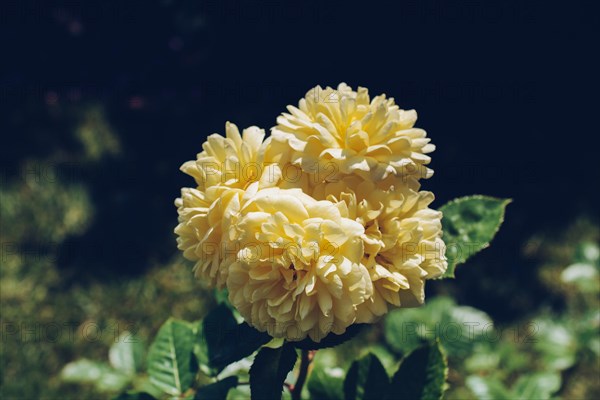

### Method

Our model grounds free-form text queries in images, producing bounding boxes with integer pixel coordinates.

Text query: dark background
[2,0,598,320]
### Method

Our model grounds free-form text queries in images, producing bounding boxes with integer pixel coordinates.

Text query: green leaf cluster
[61,305,272,400]
[307,342,448,400]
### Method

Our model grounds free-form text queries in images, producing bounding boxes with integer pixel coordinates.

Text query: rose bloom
[175,84,447,342]
[226,185,371,342]
[312,176,447,321]
[174,122,280,288]
[271,83,436,182]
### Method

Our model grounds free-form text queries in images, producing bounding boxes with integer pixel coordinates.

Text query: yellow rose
[271,83,436,182]
[175,123,280,288]
[312,176,447,321]
[226,186,371,342]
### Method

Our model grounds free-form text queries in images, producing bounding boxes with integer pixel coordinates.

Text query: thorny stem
[291,349,314,400]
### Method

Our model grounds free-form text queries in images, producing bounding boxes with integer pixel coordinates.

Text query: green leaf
[195,376,238,400]
[344,353,389,400]
[384,310,430,356]
[560,262,600,293]
[112,391,156,400]
[214,288,243,322]
[95,371,135,393]
[194,320,217,377]
[465,341,530,376]
[204,305,238,354]
[131,376,165,399]
[366,345,399,377]
[249,343,297,400]
[109,331,145,376]
[532,318,577,370]
[307,350,345,400]
[61,359,111,383]
[464,350,500,373]
[386,342,447,400]
[574,241,600,264]
[384,296,494,357]
[293,324,365,350]
[202,305,271,372]
[215,354,254,382]
[147,318,198,396]
[443,304,494,356]
[466,376,512,400]
[226,386,251,400]
[61,359,130,393]
[512,372,561,400]
[213,323,271,370]
[578,310,600,356]
[439,195,511,278]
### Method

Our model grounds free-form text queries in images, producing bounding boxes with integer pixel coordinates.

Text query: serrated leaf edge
[438,195,512,279]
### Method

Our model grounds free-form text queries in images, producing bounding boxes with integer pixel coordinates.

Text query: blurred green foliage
[0,106,213,399]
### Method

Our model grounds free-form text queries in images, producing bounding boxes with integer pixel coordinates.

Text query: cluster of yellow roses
[175,83,447,342]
